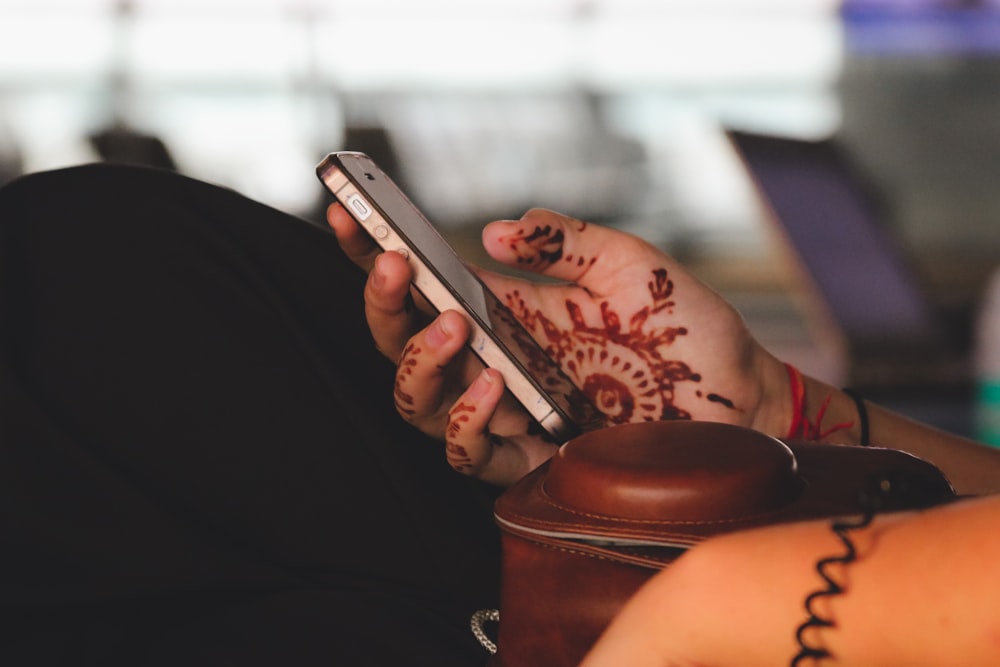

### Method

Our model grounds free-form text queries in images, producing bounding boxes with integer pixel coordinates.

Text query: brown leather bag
[488,421,955,667]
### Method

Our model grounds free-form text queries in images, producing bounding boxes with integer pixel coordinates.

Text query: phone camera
[364,172,375,181]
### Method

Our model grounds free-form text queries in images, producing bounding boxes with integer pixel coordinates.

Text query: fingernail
[468,369,496,399]
[426,315,452,348]
[371,258,386,290]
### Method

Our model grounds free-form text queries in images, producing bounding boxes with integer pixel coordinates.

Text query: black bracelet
[841,388,870,447]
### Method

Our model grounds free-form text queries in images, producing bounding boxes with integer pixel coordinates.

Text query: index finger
[327,202,380,272]
[480,208,666,297]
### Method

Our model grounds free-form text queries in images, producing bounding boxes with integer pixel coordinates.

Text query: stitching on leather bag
[526,492,789,527]
[527,536,669,566]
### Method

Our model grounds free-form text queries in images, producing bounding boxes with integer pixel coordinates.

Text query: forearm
[582,495,1000,667]
[797,373,1000,495]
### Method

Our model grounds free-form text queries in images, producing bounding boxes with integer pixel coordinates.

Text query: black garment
[0,164,501,666]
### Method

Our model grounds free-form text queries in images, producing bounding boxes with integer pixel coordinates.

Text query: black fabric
[0,164,501,666]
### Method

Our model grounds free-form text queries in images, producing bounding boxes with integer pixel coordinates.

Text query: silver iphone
[317,151,601,442]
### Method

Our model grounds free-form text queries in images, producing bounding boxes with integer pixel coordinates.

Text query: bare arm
[793,374,1000,496]
[582,493,1000,667]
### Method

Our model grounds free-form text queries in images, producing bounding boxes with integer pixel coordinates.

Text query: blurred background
[2,0,999,438]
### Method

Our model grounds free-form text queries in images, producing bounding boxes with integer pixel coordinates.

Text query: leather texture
[491,420,956,667]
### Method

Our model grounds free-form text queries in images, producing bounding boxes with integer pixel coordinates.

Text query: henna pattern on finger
[501,267,736,425]
[446,443,474,472]
[393,342,421,418]
[446,442,473,473]
[446,402,476,472]
[498,219,593,272]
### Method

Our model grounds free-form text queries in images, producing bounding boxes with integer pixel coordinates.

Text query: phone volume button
[373,224,389,240]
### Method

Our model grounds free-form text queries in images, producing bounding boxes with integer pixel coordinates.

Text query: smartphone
[316,151,602,442]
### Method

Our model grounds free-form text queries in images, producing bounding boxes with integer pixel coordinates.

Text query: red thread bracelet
[784,363,854,441]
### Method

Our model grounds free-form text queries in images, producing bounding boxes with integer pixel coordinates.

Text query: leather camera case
[490,420,955,667]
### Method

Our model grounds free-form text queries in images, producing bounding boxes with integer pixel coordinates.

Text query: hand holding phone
[320,152,759,488]
[317,152,602,443]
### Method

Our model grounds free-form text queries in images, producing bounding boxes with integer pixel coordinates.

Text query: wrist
[749,347,796,440]
[790,370,866,445]
[748,352,866,446]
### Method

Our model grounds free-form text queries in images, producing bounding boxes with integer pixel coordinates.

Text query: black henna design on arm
[789,471,915,666]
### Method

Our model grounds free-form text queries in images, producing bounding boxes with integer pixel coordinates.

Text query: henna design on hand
[503,266,736,425]
[703,392,735,409]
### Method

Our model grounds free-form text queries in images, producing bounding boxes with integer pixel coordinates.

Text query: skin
[580,494,1000,667]
[329,205,790,486]
[327,203,1000,494]
[328,204,1000,665]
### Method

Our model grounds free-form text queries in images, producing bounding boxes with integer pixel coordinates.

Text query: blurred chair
[727,129,972,431]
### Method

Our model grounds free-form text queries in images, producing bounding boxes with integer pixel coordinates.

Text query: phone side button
[346,193,373,220]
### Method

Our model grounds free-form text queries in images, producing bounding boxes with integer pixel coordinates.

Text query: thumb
[481,208,666,295]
